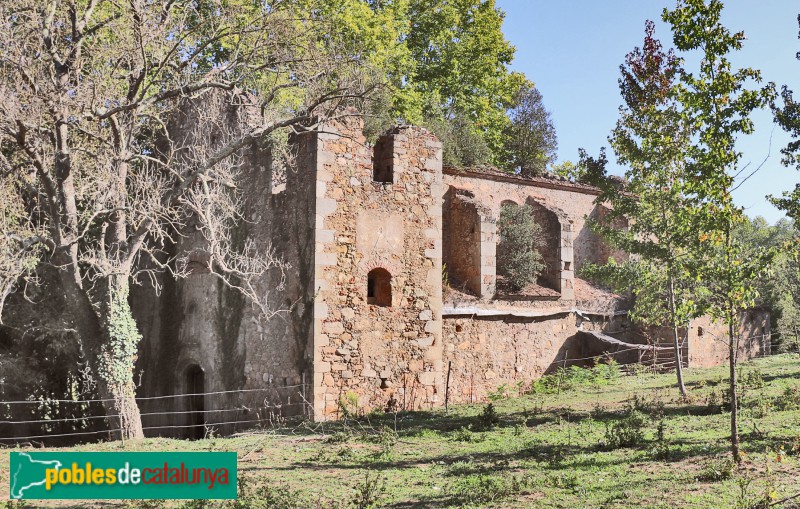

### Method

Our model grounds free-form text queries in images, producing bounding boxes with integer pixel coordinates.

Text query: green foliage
[499,83,558,176]
[451,426,486,443]
[604,409,647,449]
[650,419,672,461]
[529,360,621,395]
[231,481,306,509]
[98,280,142,394]
[496,203,545,290]
[697,457,736,482]
[338,391,361,420]
[773,385,800,411]
[588,19,702,343]
[402,0,526,162]
[446,473,533,505]
[336,0,546,167]
[350,471,389,509]
[477,403,500,430]
[423,111,491,167]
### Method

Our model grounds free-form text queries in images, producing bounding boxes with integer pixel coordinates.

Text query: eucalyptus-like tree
[0,0,377,439]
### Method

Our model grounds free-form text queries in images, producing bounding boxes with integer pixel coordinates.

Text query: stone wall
[134,96,317,436]
[686,310,771,368]
[441,312,634,403]
[310,118,444,418]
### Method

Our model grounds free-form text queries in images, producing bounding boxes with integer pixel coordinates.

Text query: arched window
[367,268,392,307]
[185,364,205,440]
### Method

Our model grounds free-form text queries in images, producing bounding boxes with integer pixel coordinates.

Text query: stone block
[416,336,434,348]
[317,229,335,244]
[316,252,337,266]
[323,322,345,335]
[317,198,337,216]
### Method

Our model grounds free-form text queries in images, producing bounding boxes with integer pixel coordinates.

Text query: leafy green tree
[584,20,699,397]
[663,0,776,463]
[403,0,527,162]
[297,1,547,169]
[423,111,492,167]
[496,203,545,291]
[500,83,558,177]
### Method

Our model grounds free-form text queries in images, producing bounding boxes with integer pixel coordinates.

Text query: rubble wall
[310,118,444,418]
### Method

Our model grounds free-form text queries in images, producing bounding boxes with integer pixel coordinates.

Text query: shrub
[451,426,486,443]
[447,474,532,505]
[774,385,800,411]
[496,203,546,290]
[697,457,736,482]
[477,403,500,430]
[650,419,672,461]
[740,368,765,390]
[605,409,647,449]
[350,471,388,509]
[368,425,398,461]
[229,479,308,509]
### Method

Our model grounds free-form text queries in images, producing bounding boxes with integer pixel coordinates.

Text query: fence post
[444,361,452,414]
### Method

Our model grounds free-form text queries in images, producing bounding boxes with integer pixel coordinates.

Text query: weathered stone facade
[133,116,770,432]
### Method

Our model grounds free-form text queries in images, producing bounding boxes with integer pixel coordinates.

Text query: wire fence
[0,385,312,444]
[0,330,789,444]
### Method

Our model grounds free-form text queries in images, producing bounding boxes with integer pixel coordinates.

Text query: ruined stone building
[133,115,770,435]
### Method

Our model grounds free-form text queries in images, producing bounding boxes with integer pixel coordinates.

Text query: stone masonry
[133,114,769,433]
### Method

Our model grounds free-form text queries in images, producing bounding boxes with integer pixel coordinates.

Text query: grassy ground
[2,354,800,508]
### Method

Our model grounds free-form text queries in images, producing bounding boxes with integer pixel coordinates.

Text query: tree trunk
[97,275,145,440]
[728,308,740,463]
[667,266,688,397]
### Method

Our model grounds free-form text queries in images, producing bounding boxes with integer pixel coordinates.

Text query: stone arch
[524,198,567,292]
[442,187,495,297]
[185,249,211,276]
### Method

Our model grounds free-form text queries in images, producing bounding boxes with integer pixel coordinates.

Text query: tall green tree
[403,0,526,162]
[501,83,558,177]
[663,0,776,463]
[585,20,700,397]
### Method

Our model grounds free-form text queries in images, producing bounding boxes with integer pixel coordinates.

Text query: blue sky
[497,0,800,224]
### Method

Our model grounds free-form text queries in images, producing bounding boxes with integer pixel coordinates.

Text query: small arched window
[367,268,392,307]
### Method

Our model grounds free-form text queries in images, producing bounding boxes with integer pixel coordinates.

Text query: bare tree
[0,0,377,439]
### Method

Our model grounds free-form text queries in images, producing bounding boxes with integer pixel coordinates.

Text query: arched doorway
[185,364,205,440]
